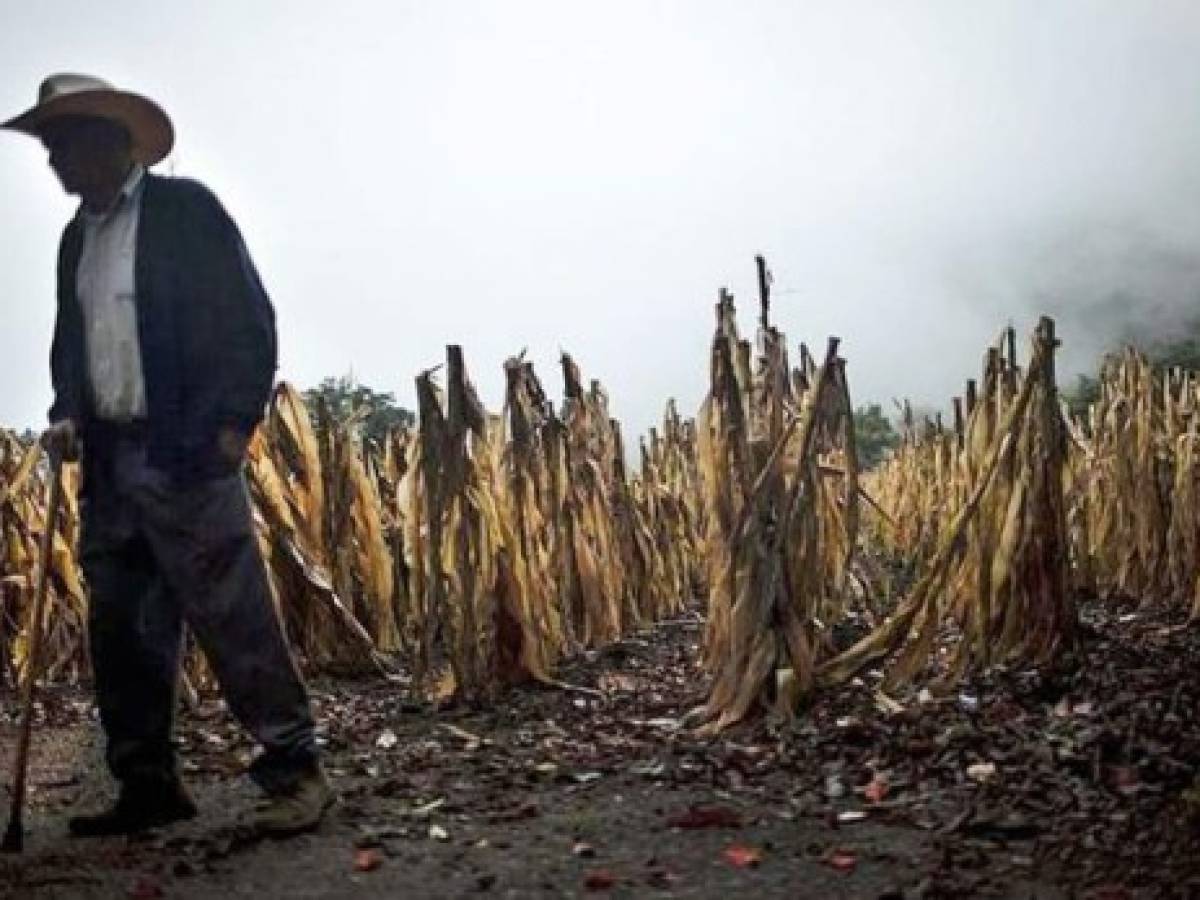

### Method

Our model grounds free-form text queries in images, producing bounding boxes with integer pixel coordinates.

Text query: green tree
[1062,373,1101,419]
[303,376,415,445]
[1064,331,1200,419]
[1146,334,1200,371]
[853,403,900,469]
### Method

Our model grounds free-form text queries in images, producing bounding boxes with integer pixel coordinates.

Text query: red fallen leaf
[354,848,384,872]
[825,849,857,872]
[666,805,743,829]
[128,875,163,900]
[723,844,763,868]
[584,869,617,891]
[863,775,889,803]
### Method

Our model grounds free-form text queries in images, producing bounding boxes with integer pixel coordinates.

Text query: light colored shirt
[76,164,148,422]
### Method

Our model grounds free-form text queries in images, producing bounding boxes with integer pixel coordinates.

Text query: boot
[69,777,197,837]
[247,766,335,837]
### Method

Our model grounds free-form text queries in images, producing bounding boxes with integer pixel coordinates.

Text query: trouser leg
[82,521,183,788]
[138,470,318,794]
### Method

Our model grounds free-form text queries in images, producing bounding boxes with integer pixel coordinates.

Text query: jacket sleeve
[48,223,84,425]
[186,184,278,433]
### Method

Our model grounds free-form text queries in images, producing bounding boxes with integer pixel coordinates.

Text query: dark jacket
[49,173,277,486]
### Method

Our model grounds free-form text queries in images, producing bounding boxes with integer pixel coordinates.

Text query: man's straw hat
[3,73,173,166]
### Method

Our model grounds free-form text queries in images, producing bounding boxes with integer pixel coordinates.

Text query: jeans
[80,437,318,795]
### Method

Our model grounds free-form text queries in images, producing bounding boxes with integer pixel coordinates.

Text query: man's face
[39,116,130,197]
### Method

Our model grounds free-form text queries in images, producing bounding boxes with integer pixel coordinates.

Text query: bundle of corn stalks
[245,384,385,672]
[691,282,859,732]
[861,401,965,570]
[1065,349,1200,615]
[0,339,708,703]
[379,346,708,703]
[399,346,563,702]
[555,354,632,646]
[629,401,704,624]
[0,434,85,687]
[823,317,1074,691]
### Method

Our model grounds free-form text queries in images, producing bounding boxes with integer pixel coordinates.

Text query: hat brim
[2,89,174,166]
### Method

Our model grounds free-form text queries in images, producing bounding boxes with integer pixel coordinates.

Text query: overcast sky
[3,1,1199,436]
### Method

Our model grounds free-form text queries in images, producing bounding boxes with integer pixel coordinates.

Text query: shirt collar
[78,164,147,223]
[117,164,147,202]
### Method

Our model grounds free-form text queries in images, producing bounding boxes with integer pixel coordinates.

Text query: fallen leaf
[440,723,483,747]
[375,729,398,750]
[873,690,904,715]
[405,797,446,819]
[584,869,617,891]
[599,672,640,692]
[863,774,889,803]
[354,848,384,872]
[967,762,997,783]
[640,717,681,730]
[826,849,857,872]
[723,844,763,868]
[666,805,742,829]
[630,760,666,777]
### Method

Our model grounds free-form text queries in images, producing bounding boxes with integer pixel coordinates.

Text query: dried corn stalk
[630,402,704,621]
[824,317,1073,690]
[246,384,383,670]
[0,436,86,686]
[1066,350,1200,612]
[692,288,859,732]
[558,354,627,646]
[404,347,565,702]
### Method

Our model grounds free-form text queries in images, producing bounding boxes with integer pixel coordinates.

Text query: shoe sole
[252,794,337,839]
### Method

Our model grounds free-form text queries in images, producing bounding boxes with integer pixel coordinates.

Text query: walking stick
[2,450,64,853]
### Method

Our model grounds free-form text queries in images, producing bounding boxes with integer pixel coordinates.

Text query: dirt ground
[2,600,1199,899]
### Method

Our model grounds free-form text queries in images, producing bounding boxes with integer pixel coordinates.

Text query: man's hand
[217,427,250,465]
[41,419,79,463]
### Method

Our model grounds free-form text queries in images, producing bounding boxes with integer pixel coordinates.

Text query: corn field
[1066,349,1200,615]
[0,346,706,706]
[1,294,1198,726]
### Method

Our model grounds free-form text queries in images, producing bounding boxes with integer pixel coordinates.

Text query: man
[2,73,333,837]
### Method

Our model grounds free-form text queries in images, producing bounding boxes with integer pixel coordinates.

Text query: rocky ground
[1,598,1199,899]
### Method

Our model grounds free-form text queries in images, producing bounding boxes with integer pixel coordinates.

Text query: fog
[2,1,1199,435]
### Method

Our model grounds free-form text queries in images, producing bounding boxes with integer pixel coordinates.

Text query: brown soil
[1,600,1198,899]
